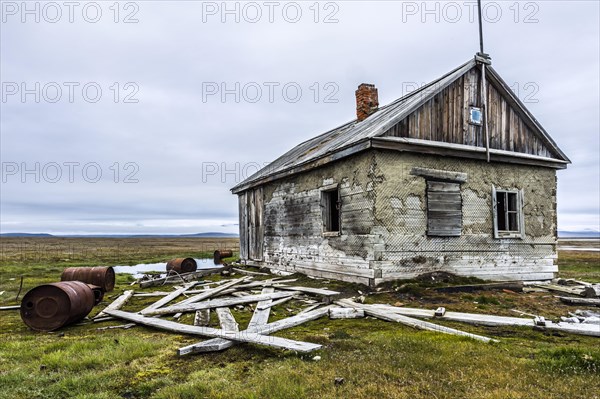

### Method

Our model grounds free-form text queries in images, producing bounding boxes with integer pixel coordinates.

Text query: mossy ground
[0,237,599,399]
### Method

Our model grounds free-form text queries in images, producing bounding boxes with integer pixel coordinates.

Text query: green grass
[1,238,599,399]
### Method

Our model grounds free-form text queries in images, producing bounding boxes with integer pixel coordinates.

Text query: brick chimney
[355,83,379,121]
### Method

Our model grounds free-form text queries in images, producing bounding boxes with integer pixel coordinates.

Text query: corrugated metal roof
[231,57,568,193]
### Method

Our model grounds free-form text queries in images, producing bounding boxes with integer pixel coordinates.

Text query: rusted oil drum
[61,266,115,292]
[214,249,233,265]
[166,258,197,274]
[20,281,102,332]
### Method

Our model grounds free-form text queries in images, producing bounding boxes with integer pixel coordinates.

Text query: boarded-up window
[322,188,340,233]
[426,181,462,237]
[493,186,524,239]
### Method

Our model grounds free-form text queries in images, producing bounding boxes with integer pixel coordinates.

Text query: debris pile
[9,261,599,352]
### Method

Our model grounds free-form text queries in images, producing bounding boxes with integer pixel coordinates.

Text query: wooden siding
[383,67,558,159]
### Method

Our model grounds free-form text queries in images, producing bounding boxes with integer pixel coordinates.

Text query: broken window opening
[493,187,524,238]
[322,188,340,234]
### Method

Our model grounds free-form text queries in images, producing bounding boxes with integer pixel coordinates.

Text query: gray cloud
[1,1,598,234]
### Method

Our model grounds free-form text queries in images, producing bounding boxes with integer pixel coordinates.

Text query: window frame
[492,185,525,239]
[321,185,341,236]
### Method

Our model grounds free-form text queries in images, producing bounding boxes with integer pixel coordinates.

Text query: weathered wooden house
[231,56,570,285]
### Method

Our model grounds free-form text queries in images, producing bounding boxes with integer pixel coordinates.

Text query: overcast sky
[1,0,598,235]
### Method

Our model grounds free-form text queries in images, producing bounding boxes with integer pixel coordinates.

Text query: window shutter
[426,181,462,237]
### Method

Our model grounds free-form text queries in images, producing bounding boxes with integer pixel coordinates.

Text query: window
[426,181,462,237]
[469,107,483,125]
[322,188,340,234]
[493,186,524,238]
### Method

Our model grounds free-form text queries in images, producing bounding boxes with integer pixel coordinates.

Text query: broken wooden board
[177,305,333,355]
[361,303,600,337]
[559,296,600,307]
[256,295,294,311]
[143,291,298,316]
[434,281,523,293]
[105,309,321,353]
[193,309,211,326]
[336,299,497,343]
[172,277,249,319]
[533,284,586,297]
[139,269,223,288]
[328,307,364,319]
[0,305,20,311]
[94,290,134,319]
[215,307,239,331]
[248,287,275,328]
[368,305,534,327]
[140,282,198,315]
[190,288,275,353]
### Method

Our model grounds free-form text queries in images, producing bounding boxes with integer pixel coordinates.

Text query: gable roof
[232,57,570,194]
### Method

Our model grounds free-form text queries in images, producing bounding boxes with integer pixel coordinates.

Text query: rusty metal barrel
[166,258,197,274]
[214,249,233,265]
[20,281,103,332]
[61,266,115,292]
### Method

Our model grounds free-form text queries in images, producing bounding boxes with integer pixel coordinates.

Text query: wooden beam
[105,309,322,353]
[336,299,497,343]
[559,296,600,307]
[140,282,198,316]
[193,309,211,327]
[143,291,298,316]
[177,306,333,356]
[94,290,134,320]
[328,307,365,319]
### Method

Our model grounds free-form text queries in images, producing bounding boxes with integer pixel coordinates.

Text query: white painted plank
[178,306,333,355]
[248,288,275,327]
[336,300,496,343]
[94,290,134,319]
[329,307,365,319]
[105,309,321,352]
[144,291,298,316]
[193,309,211,327]
[140,282,198,315]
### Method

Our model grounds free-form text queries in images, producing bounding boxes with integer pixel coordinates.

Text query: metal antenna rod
[477,0,485,54]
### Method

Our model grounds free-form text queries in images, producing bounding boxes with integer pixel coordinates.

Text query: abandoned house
[231,55,570,286]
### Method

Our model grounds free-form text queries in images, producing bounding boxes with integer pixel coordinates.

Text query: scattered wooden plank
[559,296,600,307]
[361,303,600,337]
[297,303,323,315]
[215,307,239,331]
[143,291,298,316]
[105,309,321,353]
[134,292,170,297]
[232,267,270,276]
[177,305,333,355]
[189,288,274,353]
[336,300,497,343]
[367,304,534,327]
[193,309,211,326]
[328,307,364,319]
[140,282,198,316]
[171,277,250,318]
[0,305,20,311]
[274,285,340,297]
[256,295,294,311]
[97,323,136,331]
[94,290,134,319]
[248,288,275,327]
[533,284,586,297]
[139,269,224,288]
[434,281,523,293]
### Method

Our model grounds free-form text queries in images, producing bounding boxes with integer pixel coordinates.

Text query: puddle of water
[113,258,215,278]
[558,247,600,252]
